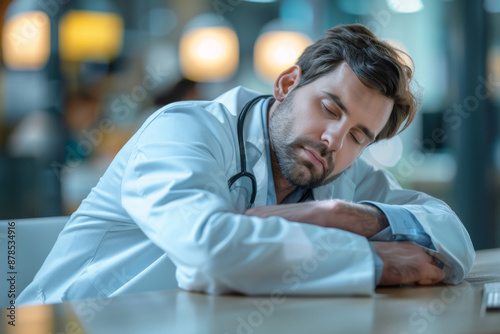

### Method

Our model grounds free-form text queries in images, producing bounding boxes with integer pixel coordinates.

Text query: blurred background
[0,0,498,250]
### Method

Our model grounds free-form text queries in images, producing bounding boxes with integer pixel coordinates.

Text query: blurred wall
[0,0,498,249]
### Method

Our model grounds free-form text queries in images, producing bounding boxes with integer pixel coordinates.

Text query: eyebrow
[321,91,376,142]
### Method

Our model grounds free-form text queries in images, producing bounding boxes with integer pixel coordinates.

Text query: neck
[270,150,296,204]
[267,99,296,204]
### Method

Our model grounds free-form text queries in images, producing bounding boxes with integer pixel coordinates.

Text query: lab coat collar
[213,86,262,118]
[311,163,357,200]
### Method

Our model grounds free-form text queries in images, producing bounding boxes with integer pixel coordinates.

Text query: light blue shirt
[366,201,436,283]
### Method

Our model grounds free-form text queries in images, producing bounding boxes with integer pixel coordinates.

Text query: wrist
[336,201,389,237]
[363,203,390,235]
[328,200,380,236]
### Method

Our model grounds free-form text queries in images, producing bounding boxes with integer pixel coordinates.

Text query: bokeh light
[254,30,311,82]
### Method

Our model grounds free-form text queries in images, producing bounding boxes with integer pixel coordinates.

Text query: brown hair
[296,24,421,141]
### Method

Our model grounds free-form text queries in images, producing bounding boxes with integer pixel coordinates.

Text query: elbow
[444,244,476,285]
[175,263,230,294]
[173,248,240,295]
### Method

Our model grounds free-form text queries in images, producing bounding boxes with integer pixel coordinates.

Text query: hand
[245,199,388,238]
[371,241,446,286]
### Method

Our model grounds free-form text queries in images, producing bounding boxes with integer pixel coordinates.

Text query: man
[18,24,474,305]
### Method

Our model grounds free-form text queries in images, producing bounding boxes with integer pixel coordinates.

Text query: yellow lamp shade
[487,47,500,95]
[254,31,312,83]
[2,11,51,70]
[179,26,239,82]
[59,10,123,62]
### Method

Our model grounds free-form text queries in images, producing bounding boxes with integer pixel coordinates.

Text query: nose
[321,122,348,152]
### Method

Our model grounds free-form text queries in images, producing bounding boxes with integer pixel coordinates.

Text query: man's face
[269,62,394,189]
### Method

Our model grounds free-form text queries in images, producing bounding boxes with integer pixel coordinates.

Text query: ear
[273,65,302,102]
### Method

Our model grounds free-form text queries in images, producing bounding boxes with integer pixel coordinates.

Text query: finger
[417,265,446,285]
[420,247,444,267]
[419,250,442,268]
[422,254,440,267]
[430,257,441,267]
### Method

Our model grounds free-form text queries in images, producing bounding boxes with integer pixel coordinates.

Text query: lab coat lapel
[312,171,356,201]
[245,98,270,207]
[251,153,269,206]
[215,86,269,207]
[312,183,335,200]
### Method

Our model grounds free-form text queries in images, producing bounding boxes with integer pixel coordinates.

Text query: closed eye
[351,131,367,145]
[321,103,339,119]
[351,133,361,145]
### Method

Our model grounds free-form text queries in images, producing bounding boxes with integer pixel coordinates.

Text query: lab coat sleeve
[350,158,475,284]
[120,106,377,296]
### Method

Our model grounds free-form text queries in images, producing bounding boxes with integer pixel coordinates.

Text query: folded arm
[245,199,389,238]
[121,108,379,296]
[248,158,475,285]
[246,200,446,286]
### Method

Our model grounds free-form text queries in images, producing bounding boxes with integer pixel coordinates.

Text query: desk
[3,249,500,334]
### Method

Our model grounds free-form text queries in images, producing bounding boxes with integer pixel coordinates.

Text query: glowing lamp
[179,25,239,82]
[487,47,500,90]
[2,11,51,70]
[59,10,124,62]
[387,0,423,13]
[254,30,311,83]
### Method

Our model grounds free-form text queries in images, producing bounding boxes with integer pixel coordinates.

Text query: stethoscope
[227,95,270,210]
[227,95,313,210]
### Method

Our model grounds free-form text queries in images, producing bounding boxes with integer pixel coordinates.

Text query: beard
[268,90,343,189]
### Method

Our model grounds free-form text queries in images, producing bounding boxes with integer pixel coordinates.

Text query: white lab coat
[17,87,475,305]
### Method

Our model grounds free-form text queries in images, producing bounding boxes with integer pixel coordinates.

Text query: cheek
[298,119,324,138]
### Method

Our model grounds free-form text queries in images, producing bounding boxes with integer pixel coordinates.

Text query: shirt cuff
[361,201,436,250]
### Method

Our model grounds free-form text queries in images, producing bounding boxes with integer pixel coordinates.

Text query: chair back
[0,216,69,307]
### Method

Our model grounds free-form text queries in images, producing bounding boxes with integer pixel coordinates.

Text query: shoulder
[135,86,263,145]
[311,157,374,199]
[134,100,236,148]
[340,156,379,184]
[312,156,396,200]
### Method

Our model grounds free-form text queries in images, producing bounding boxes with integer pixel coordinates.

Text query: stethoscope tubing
[227,95,271,208]
[227,94,313,208]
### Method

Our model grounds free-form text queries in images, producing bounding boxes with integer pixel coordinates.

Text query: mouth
[302,147,326,171]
